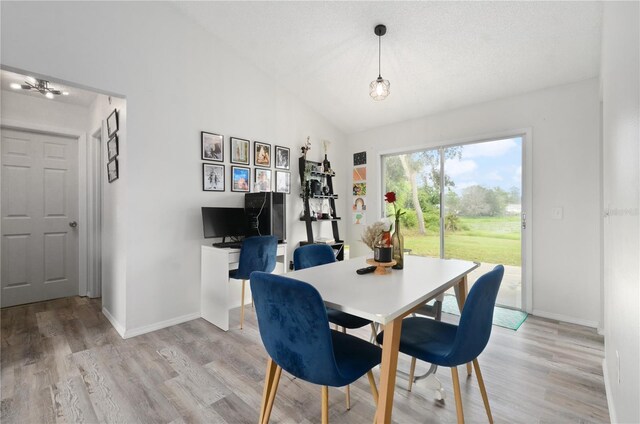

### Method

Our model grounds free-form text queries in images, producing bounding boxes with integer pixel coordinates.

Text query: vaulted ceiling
[173,1,602,134]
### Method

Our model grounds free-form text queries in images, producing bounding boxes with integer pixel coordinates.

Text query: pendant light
[369,24,390,101]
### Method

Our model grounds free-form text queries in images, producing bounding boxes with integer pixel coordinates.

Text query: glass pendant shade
[369,76,390,101]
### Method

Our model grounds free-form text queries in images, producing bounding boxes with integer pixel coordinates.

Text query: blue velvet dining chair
[294,244,378,410]
[228,235,277,329]
[377,265,504,424]
[250,271,382,424]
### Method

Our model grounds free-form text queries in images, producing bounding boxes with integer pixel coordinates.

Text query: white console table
[200,243,288,331]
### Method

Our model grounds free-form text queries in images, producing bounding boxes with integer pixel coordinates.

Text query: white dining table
[284,254,479,424]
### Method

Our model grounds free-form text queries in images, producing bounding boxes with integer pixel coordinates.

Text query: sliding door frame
[379,128,533,312]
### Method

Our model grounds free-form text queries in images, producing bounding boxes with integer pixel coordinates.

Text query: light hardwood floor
[1,296,609,423]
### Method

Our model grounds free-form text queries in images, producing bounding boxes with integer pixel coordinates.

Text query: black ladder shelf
[298,156,344,261]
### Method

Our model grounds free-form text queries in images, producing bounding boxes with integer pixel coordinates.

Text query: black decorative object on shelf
[323,154,331,173]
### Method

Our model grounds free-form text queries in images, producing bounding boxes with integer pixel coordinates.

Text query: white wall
[601,2,639,422]
[85,94,128,333]
[1,2,346,335]
[346,78,602,327]
[1,90,88,130]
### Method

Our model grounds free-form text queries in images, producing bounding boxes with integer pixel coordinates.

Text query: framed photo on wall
[275,145,290,170]
[201,131,223,162]
[107,158,118,183]
[254,168,272,192]
[107,109,118,138]
[230,137,250,164]
[254,141,271,167]
[275,171,290,194]
[231,166,250,192]
[107,135,119,161]
[203,163,225,191]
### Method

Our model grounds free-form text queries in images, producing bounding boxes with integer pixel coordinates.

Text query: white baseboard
[102,307,126,338]
[531,309,599,328]
[122,312,200,339]
[602,358,617,423]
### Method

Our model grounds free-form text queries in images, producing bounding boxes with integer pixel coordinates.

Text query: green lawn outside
[403,216,522,266]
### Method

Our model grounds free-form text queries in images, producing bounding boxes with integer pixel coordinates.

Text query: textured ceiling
[173,1,602,134]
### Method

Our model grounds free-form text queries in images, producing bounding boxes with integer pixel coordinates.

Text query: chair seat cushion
[327,308,372,329]
[331,330,382,386]
[376,317,459,367]
[229,269,249,280]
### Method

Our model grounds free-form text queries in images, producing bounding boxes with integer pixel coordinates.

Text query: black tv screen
[201,207,248,239]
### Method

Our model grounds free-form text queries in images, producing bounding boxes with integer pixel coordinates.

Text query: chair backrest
[250,272,344,386]
[293,244,336,270]
[447,265,504,365]
[236,236,277,280]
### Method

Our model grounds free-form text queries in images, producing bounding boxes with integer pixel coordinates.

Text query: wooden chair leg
[366,370,378,406]
[451,366,465,424]
[340,326,350,410]
[262,365,282,424]
[472,359,493,424]
[259,358,278,424]
[321,385,329,424]
[240,280,246,330]
[407,357,417,392]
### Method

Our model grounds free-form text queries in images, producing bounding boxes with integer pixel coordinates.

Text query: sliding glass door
[382,149,442,258]
[382,137,524,309]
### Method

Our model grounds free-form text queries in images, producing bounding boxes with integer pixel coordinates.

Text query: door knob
[69,221,78,228]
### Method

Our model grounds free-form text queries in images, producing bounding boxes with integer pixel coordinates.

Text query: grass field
[404,216,522,266]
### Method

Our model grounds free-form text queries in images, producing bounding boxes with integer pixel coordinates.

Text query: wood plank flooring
[1,297,609,423]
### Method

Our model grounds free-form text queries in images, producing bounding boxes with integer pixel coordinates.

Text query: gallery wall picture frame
[254,141,271,168]
[231,165,251,192]
[107,109,119,138]
[203,163,225,191]
[107,158,119,183]
[275,171,291,194]
[201,131,224,162]
[254,168,272,192]
[107,135,119,161]
[230,137,250,165]
[274,145,290,170]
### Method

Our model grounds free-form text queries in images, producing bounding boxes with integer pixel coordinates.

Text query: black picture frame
[254,141,271,168]
[107,109,118,138]
[201,131,224,162]
[275,171,291,194]
[230,137,250,165]
[353,151,367,166]
[231,165,251,192]
[275,145,290,170]
[107,135,119,161]
[203,163,225,191]
[254,168,272,192]
[107,158,118,183]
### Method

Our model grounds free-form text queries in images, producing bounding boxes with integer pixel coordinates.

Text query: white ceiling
[173,1,603,134]
[1,69,98,107]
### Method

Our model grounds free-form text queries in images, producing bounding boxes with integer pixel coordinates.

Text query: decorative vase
[323,154,331,173]
[392,218,404,269]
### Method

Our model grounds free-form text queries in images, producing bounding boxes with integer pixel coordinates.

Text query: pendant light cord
[378,35,382,78]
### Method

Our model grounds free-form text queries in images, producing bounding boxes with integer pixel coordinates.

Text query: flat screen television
[201,207,248,239]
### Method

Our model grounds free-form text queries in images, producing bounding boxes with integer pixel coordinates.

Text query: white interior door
[1,128,79,307]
